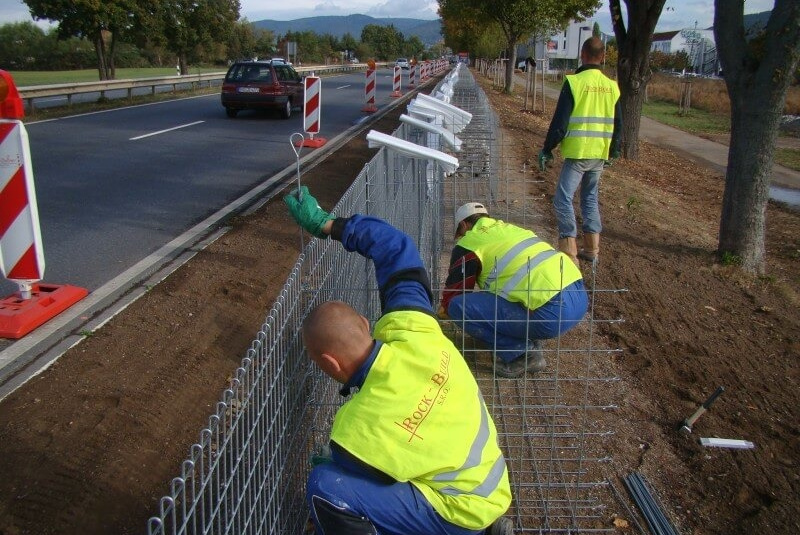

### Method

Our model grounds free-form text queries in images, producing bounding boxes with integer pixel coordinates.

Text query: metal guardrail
[17,63,384,111]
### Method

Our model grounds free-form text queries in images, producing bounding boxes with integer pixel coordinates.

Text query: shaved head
[581,36,605,64]
[302,301,374,382]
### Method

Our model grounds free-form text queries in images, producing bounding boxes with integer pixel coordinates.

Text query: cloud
[366,0,439,19]
[313,1,344,14]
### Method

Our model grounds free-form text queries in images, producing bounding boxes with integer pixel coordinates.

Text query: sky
[1,0,777,34]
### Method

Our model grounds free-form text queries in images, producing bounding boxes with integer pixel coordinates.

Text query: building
[651,27,719,75]
[517,20,610,73]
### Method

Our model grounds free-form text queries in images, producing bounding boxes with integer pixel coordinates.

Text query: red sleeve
[440,245,481,312]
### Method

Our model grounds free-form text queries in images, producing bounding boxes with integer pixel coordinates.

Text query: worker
[284,186,514,535]
[439,202,588,378]
[538,36,622,265]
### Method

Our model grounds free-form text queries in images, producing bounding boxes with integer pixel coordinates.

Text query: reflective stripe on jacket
[561,69,620,159]
[330,310,512,529]
[457,218,582,310]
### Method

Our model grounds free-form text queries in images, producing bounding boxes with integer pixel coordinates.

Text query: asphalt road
[1,68,401,299]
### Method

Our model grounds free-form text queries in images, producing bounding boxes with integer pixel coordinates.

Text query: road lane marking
[336,84,351,89]
[130,120,205,140]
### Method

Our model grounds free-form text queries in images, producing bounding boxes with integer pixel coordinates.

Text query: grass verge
[643,99,799,172]
[9,67,225,87]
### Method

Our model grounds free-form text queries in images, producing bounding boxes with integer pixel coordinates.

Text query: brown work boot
[577,232,600,263]
[558,237,579,267]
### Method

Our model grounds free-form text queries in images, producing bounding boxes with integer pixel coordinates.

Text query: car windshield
[226,64,273,83]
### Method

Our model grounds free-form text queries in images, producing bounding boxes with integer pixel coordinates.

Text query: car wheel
[280,100,292,119]
[225,107,238,118]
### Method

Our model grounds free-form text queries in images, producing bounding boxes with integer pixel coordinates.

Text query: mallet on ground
[679,386,725,434]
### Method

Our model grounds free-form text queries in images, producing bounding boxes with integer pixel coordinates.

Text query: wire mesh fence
[148,65,624,535]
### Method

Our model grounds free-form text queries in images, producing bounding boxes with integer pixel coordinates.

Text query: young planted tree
[609,0,666,159]
[714,0,800,273]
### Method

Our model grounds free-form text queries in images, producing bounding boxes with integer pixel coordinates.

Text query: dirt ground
[0,73,798,535]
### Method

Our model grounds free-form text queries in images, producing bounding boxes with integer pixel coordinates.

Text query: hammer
[679,386,725,434]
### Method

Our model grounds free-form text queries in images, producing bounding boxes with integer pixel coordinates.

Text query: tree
[161,0,240,74]
[439,0,600,93]
[714,0,800,273]
[360,24,404,60]
[609,0,666,159]
[592,21,601,37]
[0,22,48,69]
[25,0,148,79]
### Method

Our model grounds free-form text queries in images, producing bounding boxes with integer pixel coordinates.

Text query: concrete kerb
[0,75,437,402]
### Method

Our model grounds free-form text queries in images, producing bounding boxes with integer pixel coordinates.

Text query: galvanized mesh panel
[149,66,622,535]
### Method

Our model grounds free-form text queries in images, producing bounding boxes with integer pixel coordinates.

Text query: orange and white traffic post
[390,65,403,98]
[294,74,327,148]
[362,61,378,113]
[0,70,88,339]
[409,63,417,88]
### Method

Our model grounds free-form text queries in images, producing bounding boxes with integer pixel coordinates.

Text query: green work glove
[283,185,334,239]
[538,149,553,171]
[604,148,621,168]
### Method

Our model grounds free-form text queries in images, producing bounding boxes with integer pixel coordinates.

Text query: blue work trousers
[553,158,605,238]
[307,462,487,535]
[446,280,588,362]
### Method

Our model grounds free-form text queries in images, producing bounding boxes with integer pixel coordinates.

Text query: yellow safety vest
[330,310,512,529]
[457,217,582,311]
[561,68,620,160]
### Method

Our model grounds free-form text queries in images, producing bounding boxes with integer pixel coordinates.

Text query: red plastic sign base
[293,137,328,149]
[390,91,402,98]
[362,104,378,113]
[0,283,89,339]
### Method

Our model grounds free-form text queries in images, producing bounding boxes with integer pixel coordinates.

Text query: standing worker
[284,186,514,535]
[439,202,588,378]
[538,36,622,265]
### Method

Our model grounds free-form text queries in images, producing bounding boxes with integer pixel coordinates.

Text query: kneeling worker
[439,202,588,378]
[284,186,514,535]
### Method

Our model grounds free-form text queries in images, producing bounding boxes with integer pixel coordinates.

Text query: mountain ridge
[251,14,442,46]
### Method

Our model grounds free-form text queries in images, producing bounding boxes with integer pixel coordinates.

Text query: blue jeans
[446,280,588,362]
[553,158,605,238]
[307,462,486,535]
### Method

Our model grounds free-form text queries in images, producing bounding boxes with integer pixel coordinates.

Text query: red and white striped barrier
[390,65,402,98]
[0,121,44,284]
[362,69,377,113]
[409,64,417,88]
[295,74,327,148]
[0,70,87,338]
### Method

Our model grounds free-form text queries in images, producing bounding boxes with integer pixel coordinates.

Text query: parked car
[220,60,303,119]
[395,58,410,70]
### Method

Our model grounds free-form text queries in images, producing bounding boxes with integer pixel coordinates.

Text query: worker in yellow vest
[440,202,588,378]
[538,36,622,266]
[284,186,514,535]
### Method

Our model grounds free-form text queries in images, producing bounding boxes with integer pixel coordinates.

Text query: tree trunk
[610,0,666,160]
[616,56,647,159]
[504,44,517,94]
[94,34,108,81]
[179,54,188,75]
[715,0,800,274]
[108,32,116,80]
[718,97,776,274]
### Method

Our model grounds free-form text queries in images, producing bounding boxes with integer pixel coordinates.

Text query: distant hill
[252,14,442,46]
[743,10,771,37]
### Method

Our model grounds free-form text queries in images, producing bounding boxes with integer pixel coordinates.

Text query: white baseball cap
[454,202,489,230]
